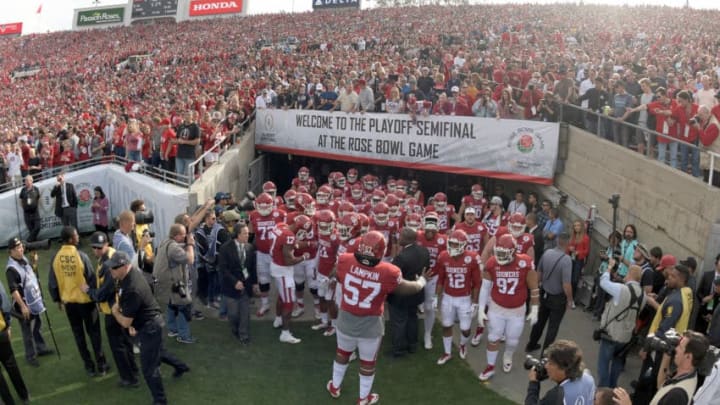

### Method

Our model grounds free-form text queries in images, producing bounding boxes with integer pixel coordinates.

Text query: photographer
[525,340,595,405]
[538,92,558,123]
[153,224,197,344]
[596,262,645,388]
[130,200,155,274]
[113,210,151,266]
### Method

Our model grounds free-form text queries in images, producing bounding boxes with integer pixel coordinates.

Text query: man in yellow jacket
[48,226,110,377]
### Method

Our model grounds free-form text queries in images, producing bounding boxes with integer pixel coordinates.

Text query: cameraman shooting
[525,339,595,405]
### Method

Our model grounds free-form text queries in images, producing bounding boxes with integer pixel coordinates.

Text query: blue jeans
[166,304,192,340]
[597,339,626,388]
[114,146,126,159]
[207,271,221,304]
[657,142,678,168]
[679,143,701,177]
[175,157,193,179]
[127,150,142,162]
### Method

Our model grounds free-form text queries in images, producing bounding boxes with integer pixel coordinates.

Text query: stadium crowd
[0,4,719,185]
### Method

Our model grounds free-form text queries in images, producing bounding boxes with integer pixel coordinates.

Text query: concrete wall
[553,127,720,270]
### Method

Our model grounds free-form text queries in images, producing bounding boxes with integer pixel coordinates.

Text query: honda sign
[189,0,243,16]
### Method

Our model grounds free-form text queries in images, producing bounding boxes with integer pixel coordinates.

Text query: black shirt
[175,122,200,159]
[118,268,161,330]
[19,186,40,213]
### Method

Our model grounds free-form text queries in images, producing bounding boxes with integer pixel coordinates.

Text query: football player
[262,181,284,207]
[416,212,447,349]
[279,189,297,213]
[248,192,286,317]
[348,183,366,212]
[477,234,539,381]
[451,207,487,253]
[312,210,340,334]
[434,230,481,365]
[368,202,398,261]
[426,192,456,233]
[326,231,429,405]
[290,203,318,319]
[458,184,488,219]
[291,166,317,194]
[315,185,336,213]
[480,212,535,264]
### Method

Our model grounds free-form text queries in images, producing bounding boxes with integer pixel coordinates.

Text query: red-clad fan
[316,185,336,213]
[459,184,489,219]
[337,213,363,255]
[348,183,367,212]
[279,189,297,213]
[480,212,535,264]
[369,202,398,261]
[326,231,428,405]
[312,210,341,336]
[451,207,487,253]
[248,192,287,317]
[426,192,456,233]
[434,230,482,365]
[263,181,284,208]
[291,194,319,318]
[482,196,509,237]
[270,216,314,344]
[416,212,448,350]
[478,234,539,381]
[291,166,317,195]
[357,213,371,235]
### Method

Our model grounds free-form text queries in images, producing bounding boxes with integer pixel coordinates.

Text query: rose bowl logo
[517,134,534,153]
[507,127,545,154]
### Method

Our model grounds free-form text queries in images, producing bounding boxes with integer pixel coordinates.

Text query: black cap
[106,251,130,269]
[680,256,697,270]
[90,232,108,248]
[7,238,22,250]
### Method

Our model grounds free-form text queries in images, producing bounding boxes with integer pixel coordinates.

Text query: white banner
[2,165,189,245]
[255,110,559,184]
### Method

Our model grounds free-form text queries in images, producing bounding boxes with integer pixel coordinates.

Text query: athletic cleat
[503,358,513,373]
[256,305,270,318]
[279,331,301,344]
[357,393,379,405]
[326,380,341,398]
[424,333,433,350]
[291,305,305,318]
[471,327,484,347]
[311,322,329,331]
[273,317,283,328]
[459,344,467,360]
[323,326,336,337]
[478,365,496,381]
[437,353,452,365]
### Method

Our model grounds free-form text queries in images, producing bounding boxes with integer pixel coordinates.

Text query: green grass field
[2,241,517,405]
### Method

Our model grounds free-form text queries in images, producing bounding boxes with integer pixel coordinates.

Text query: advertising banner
[0,23,22,36]
[312,0,360,10]
[189,0,242,16]
[131,0,178,19]
[77,7,125,26]
[255,110,559,185]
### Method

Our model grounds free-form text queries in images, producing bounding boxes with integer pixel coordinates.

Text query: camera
[524,355,549,381]
[24,239,51,251]
[644,329,682,354]
[172,281,188,298]
[608,194,620,209]
[142,229,155,238]
[135,211,154,225]
[593,328,611,342]
[236,191,257,212]
[689,115,699,125]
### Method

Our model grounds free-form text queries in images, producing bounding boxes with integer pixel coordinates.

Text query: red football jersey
[317,232,341,277]
[336,253,402,317]
[436,250,481,297]
[462,195,488,216]
[349,197,366,213]
[482,212,509,237]
[494,227,535,256]
[425,204,456,232]
[416,230,447,275]
[338,236,360,255]
[485,254,534,309]
[270,226,296,266]
[249,209,286,254]
[369,219,399,258]
[452,221,487,252]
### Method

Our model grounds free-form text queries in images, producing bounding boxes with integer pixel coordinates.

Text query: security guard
[109,251,189,405]
[82,232,139,388]
[48,226,109,377]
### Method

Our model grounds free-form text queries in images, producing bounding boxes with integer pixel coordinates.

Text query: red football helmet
[423,212,439,231]
[386,179,397,193]
[471,184,484,200]
[298,166,310,181]
[447,229,469,257]
[254,192,274,216]
[316,209,336,236]
[355,230,387,267]
[332,188,344,200]
[372,202,389,226]
[404,212,422,231]
[316,185,332,205]
[362,174,376,192]
[494,234,517,265]
[396,179,408,192]
[296,185,309,194]
[338,201,355,219]
[385,194,400,216]
[327,171,340,188]
[283,189,297,210]
[262,181,277,198]
[433,192,448,211]
[370,189,386,207]
[337,213,361,241]
[351,183,364,199]
[334,173,346,188]
[357,213,370,234]
[295,193,316,217]
[508,212,526,238]
[347,167,359,183]
[293,214,313,240]
[393,190,407,205]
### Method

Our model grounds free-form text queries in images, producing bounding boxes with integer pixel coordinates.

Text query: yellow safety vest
[52,245,92,304]
[95,247,116,315]
[649,286,694,335]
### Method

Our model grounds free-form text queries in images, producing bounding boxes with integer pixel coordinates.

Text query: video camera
[24,239,51,251]
[643,329,682,355]
[235,191,256,212]
[135,211,154,225]
[524,355,549,381]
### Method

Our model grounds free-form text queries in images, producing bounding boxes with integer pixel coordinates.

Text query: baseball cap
[222,210,241,223]
[7,238,22,250]
[215,192,229,202]
[679,256,697,270]
[490,196,503,205]
[90,232,108,248]
[451,86,460,93]
[106,251,130,269]
[316,83,323,91]
[656,254,677,270]
[635,243,651,260]
[464,207,476,216]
